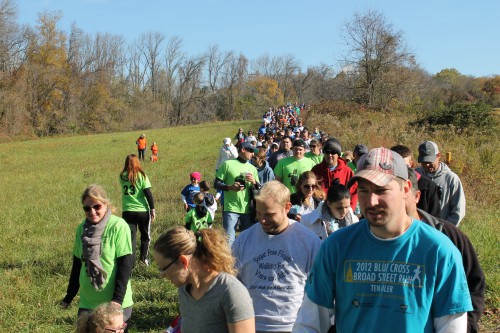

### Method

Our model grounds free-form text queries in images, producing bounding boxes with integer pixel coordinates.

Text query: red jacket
[311,158,358,211]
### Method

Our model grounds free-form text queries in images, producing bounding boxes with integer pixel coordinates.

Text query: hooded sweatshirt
[311,158,358,211]
[415,162,466,226]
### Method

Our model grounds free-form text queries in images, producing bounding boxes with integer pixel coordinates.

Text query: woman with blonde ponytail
[153,227,254,333]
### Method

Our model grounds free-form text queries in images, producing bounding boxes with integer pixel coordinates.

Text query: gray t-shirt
[178,272,254,333]
[232,220,321,332]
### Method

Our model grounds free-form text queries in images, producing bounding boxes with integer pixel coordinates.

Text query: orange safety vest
[137,137,147,150]
[151,144,158,155]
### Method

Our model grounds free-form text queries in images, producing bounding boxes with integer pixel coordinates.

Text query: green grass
[0,117,498,332]
[0,120,259,332]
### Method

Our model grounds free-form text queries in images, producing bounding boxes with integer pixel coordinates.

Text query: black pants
[138,148,146,161]
[122,211,151,263]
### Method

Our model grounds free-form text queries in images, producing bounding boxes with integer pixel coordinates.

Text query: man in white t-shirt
[233,181,321,333]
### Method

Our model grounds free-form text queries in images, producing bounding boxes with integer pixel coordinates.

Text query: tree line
[0,2,498,137]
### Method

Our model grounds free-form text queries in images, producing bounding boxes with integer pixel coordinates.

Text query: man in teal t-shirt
[274,139,315,194]
[215,141,261,245]
[293,148,472,332]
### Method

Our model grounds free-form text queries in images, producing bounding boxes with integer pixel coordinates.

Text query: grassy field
[0,117,498,332]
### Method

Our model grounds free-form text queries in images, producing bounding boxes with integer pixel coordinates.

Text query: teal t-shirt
[120,172,151,212]
[216,159,259,214]
[73,215,134,309]
[305,219,472,332]
[184,209,213,232]
[304,152,323,166]
[274,156,316,193]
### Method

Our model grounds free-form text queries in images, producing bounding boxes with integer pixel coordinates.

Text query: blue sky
[17,0,499,77]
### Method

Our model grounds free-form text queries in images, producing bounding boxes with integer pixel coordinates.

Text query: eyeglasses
[309,145,317,148]
[302,185,316,190]
[323,150,337,155]
[190,178,198,181]
[159,258,178,275]
[83,204,102,212]
[104,323,127,333]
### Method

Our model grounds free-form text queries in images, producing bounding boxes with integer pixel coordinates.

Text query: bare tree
[172,54,205,125]
[341,9,416,106]
[140,31,165,100]
[206,44,233,92]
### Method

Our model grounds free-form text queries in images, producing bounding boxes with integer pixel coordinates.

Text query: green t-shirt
[216,159,259,214]
[73,215,134,309]
[120,172,151,212]
[304,152,324,166]
[347,161,356,172]
[184,209,213,232]
[274,156,316,193]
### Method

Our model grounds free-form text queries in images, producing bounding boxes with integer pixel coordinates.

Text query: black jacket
[417,173,442,218]
[418,209,485,333]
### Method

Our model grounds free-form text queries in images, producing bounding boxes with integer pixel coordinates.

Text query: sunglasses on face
[83,204,102,212]
[104,323,127,333]
[159,258,178,275]
[310,145,317,148]
[323,150,337,155]
[302,185,316,190]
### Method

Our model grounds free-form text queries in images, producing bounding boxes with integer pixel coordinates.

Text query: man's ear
[403,179,412,199]
[414,190,421,204]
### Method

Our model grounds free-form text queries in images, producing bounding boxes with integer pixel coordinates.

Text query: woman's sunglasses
[82,204,102,212]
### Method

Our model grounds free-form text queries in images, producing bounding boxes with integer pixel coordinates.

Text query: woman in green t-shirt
[120,154,156,266]
[61,185,134,328]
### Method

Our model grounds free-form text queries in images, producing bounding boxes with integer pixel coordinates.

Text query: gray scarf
[81,209,111,290]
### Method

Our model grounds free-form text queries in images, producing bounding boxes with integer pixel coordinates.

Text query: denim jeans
[223,211,253,246]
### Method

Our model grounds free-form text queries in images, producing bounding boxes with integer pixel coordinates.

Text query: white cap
[223,137,231,145]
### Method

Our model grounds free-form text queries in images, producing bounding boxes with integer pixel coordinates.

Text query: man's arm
[446,177,466,225]
[292,295,332,333]
[434,313,468,333]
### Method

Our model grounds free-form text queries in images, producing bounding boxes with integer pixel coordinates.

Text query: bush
[411,102,497,134]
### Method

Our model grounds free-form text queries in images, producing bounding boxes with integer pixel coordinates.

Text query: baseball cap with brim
[417,141,440,163]
[293,139,307,149]
[241,141,258,153]
[347,147,408,188]
[223,137,231,145]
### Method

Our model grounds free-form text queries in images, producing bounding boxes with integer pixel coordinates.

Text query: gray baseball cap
[417,141,440,163]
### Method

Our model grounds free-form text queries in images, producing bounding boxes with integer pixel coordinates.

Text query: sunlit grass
[0,115,498,331]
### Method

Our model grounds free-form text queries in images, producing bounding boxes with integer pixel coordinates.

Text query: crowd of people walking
[63,102,484,333]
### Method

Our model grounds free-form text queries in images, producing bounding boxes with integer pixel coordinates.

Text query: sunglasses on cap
[83,204,102,212]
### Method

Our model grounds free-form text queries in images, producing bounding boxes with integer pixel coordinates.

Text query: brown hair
[252,148,267,168]
[76,302,123,333]
[154,227,236,275]
[81,184,115,213]
[294,171,325,203]
[120,154,146,187]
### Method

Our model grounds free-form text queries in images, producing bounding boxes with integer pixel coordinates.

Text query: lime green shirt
[73,215,133,309]
[120,172,151,212]
[274,156,316,193]
[216,159,259,214]
[184,209,213,232]
[304,152,324,166]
